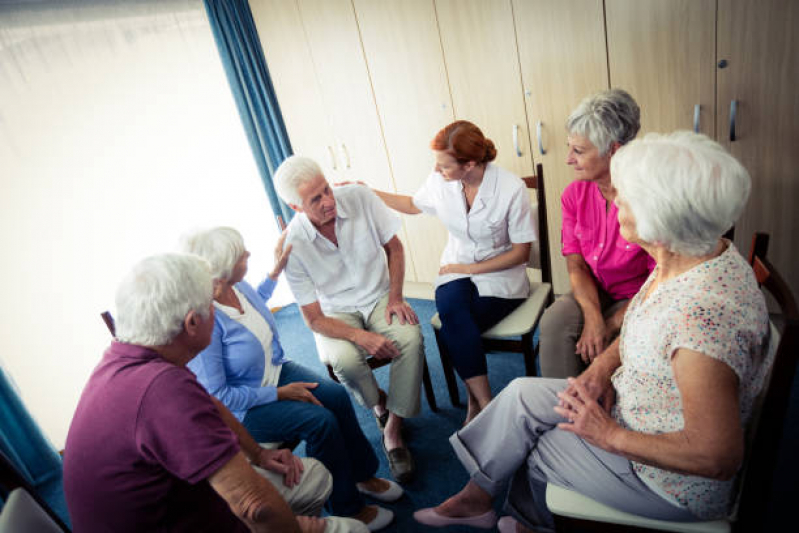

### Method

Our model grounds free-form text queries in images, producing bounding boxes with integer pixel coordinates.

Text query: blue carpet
[274,298,799,532]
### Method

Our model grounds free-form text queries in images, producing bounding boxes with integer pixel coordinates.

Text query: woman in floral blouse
[413,131,772,532]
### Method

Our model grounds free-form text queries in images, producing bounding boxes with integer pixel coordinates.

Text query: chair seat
[545,484,730,533]
[431,279,552,339]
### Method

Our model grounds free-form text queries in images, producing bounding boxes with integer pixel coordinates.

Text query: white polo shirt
[413,163,537,299]
[284,185,401,319]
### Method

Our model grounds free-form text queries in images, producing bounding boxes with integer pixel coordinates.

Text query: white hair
[114,253,213,346]
[178,226,245,282]
[611,131,751,257]
[566,88,641,155]
[273,155,323,206]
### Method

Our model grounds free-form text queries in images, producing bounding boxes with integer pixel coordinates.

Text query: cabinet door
[436,0,535,177]
[250,0,339,179]
[606,0,716,137]
[295,0,394,193]
[354,0,454,284]
[718,0,799,296]
[513,0,609,294]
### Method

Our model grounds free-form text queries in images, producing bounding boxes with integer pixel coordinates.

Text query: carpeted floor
[273,297,799,532]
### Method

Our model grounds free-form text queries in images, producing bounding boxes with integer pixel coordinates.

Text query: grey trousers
[449,378,697,531]
[538,291,629,378]
[314,294,424,418]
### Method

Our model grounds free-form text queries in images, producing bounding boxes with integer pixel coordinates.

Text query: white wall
[0,1,293,449]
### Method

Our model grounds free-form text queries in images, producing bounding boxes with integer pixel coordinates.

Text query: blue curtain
[203,0,294,227]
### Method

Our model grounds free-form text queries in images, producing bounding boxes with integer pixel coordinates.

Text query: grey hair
[114,253,214,346]
[611,131,751,257]
[178,226,245,282]
[274,155,324,206]
[566,88,641,155]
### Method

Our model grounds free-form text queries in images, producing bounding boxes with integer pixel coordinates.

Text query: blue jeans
[436,278,525,380]
[243,361,378,516]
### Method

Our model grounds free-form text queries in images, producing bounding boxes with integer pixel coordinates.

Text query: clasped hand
[256,447,304,488]
[439,263,471,275]
[554,377,619,451]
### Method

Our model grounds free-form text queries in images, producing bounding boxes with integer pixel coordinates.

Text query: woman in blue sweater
[181,227,399,531]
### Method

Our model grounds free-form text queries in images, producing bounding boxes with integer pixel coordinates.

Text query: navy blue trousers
[243,361,378,516]
[435,278,525,380]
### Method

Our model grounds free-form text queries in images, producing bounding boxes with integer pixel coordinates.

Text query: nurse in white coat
[370,121,537,424]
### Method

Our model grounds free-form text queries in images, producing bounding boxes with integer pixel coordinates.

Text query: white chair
[430,163,553,406]
[0,488,66,533]
[546,232,799,533]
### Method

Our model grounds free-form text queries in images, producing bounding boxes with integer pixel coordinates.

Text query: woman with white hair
[539,88,655,378]
[414,131,771,532]
[181,227,400,531]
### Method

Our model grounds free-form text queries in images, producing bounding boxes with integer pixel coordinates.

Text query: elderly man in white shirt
[273,155,424,484]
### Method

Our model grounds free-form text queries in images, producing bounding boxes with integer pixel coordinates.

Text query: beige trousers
[314,294,424,418]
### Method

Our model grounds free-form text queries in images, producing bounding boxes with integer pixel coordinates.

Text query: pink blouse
[561,180,655,300]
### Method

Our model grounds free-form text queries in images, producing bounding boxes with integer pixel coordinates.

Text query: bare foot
[352,505,379,524]
[356,477,390,494]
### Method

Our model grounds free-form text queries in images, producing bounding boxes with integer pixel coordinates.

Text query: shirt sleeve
[560,184,581,256]
[257,275,277,302]
[188,319,277,412]
[507,183,537,244]
[136,368,240,484]
[412,172,440,216]
[362,187,401,245]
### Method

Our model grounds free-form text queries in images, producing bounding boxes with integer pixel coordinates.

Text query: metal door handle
[340,143,351,169]
[693,104,700,133]
[327,146,337,170]
[513,124,522,156]
[729,100,738,142]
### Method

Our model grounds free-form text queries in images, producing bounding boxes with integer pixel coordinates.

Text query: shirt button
[593,256,598,261]
[626,245,631,249]
[599,243,604,247]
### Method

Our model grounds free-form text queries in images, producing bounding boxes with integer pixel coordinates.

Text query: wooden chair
[546,232,799,533]
[430,163,553,406]
[325,353,439,412]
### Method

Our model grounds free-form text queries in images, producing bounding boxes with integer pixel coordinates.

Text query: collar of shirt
[296,196,351,242]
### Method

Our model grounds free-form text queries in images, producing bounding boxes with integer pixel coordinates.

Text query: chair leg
[421,357,438,412]
[522,331,537,377]
[434,328,461,407]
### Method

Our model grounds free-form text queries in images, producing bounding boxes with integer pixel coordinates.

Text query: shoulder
[491,165,526,194]
[562,180,592,198]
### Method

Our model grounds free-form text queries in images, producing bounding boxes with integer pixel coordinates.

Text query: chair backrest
[521,163,552,284]
[100,311,116,337]
[734,232,799,532]
[0,487,67,533]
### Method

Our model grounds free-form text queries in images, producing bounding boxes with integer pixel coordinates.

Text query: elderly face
[230,250,250,285]
[433,150,474,182]
[297,173,337,227]
[614,194,640,244]
[566,133,611,183]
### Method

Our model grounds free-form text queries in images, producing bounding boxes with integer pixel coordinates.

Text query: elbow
[694,443,744,481]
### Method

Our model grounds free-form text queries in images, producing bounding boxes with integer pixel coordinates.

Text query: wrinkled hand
[439,263,472,275]
[575,317,610,364]
[559,363,616,413]
[355,330,400,360]
[277,382,322,406]
[297,516,327,533]
[554,378,620,450]
[257,447,304,488]
[385,299,419,325]
[269,229,293,280]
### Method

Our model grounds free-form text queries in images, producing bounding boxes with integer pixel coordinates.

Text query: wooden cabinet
[513,0,610,294]
[717,0,799,297]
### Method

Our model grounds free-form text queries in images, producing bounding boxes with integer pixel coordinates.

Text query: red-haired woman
[371,121,536,424]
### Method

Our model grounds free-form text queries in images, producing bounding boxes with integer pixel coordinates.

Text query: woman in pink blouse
[414,132,771,532]
[539,89,656,378]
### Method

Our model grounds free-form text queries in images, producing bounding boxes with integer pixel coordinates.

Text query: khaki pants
[254,458,368,532]
[314,294,424,418]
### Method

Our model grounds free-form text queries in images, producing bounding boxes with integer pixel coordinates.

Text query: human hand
[257,447,304,488]
[559,363,616,413]
[297,516,327,533]
[439,263,471,275]
[269,229,293,280]
[277,382,322,406]
[384,299,419,325]
[355,330,400,359]
[575,317,609,364]
[554,378,621,451]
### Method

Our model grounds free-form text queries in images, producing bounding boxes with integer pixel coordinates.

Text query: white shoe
[356,479,404,502]
[365,506,394,531]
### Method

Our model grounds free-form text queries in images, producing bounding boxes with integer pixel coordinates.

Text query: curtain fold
[203,0,294,227]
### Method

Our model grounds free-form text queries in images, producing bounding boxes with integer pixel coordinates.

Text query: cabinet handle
[729,100,738,142]
[340,143,351,169]
[536,121,546,155]
[327,146,338,170]
[513,124,522,157]
[693,104,701,133]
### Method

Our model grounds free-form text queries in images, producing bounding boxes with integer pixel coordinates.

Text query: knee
[327,346,365,377]
[302,458,333,502]
[435,286,469,321]
[539,297,580,337]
